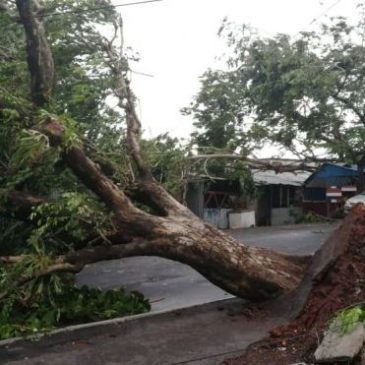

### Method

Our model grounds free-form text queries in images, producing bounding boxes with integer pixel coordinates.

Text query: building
[253,170,310,226]
[303,163,359,217]
[185,167,310,228]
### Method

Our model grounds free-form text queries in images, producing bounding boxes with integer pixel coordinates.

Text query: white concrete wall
[203,209,231,229]
[271,207,301,226]
[228,210,256,229]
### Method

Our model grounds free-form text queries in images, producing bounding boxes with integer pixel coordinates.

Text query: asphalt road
[76,223,337,313]
[228,223,337,255]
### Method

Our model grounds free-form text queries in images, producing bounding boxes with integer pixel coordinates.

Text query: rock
[315,320,365,363]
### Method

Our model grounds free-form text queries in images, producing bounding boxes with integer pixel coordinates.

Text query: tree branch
[98,18,194,217]
[332,94,365,125]
[1,190,47,219]
[0,262,79,301]
[43,119,159,233]
[102,19,151,180]
[15,0,54,106]
[188,155,325,173]
[0,238,163,301]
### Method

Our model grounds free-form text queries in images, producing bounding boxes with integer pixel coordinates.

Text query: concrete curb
[0,297,237,349]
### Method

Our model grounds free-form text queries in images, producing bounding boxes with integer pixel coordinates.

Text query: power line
[308,0,343,26]
[293,0,343,39]
[130,69,155,77]
[38,0,164,18]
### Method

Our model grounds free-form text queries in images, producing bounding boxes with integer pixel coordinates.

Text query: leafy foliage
[227,161,257,199]
[290,210,335,224]
[28,192,115,251]
[0,278,150,340]
[186,14,365,167]
[182,69,256,153]
[142,134,190,198]
[334,306,365,334]
[0,193,146,340]
[0,0,152,339]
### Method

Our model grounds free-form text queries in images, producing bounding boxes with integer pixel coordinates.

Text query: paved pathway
[1,299,283,365]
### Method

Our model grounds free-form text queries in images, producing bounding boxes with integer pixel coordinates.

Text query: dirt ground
[224,205,365,365]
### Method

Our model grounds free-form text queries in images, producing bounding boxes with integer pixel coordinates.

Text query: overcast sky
[114,0,359,144]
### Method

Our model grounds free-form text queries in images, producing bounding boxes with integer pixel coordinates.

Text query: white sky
[114,0,359,144]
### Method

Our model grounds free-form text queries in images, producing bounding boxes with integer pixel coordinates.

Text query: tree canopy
[185,13,365,187]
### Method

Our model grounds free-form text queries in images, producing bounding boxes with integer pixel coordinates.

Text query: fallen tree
[1,2,363,362]
[0,0,312,304]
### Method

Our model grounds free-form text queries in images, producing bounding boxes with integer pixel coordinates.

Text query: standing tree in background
[185,13,365,190]
[182,69,258,155]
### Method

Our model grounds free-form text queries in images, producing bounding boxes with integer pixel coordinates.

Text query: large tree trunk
[3,0,308,303]
[62,212,307,301]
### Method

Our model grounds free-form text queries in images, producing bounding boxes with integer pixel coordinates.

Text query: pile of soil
[224,205,365,365]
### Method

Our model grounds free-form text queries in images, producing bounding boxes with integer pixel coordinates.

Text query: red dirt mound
[225,205,365,365]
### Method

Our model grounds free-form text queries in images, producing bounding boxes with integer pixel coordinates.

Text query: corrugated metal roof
[304,163,359,187]
[306,176,356,188]
[330,163,364,171]
[252,170,311,186]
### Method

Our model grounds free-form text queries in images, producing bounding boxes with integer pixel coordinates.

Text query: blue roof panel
[315,164,358,178]
[305,163,359,187]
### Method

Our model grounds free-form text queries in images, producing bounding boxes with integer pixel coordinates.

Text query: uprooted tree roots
[225,205,365,365]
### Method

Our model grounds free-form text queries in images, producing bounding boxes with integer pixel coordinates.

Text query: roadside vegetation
[0,283,149,340]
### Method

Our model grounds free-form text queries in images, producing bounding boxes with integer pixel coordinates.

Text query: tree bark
[15,0,54,107]
[64,228,307,301]
[2,190,46,219]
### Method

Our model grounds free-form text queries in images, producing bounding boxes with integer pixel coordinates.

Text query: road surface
[1,299,284,365]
